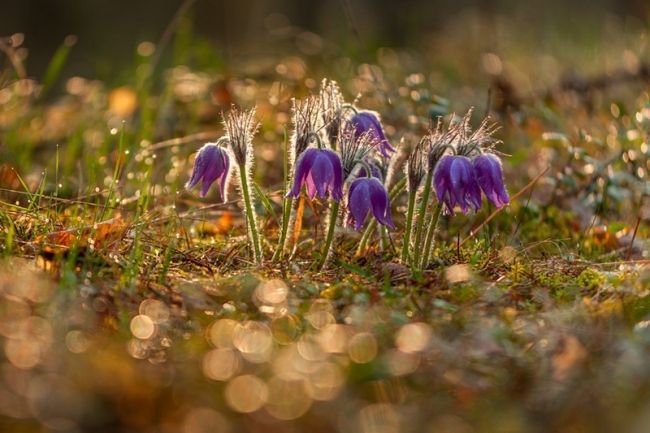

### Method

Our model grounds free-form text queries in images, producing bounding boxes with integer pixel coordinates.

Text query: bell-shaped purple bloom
[350,111,396,158]
[287,148,343,201]
[347,177,395,231]
[186,143,231,201]
[473,153,510,208]
[434,155,482,215]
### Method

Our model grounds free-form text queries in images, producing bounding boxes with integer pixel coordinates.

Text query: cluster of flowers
[185,80,509,269]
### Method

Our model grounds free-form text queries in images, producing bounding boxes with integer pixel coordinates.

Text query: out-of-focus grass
[0,8,649,433]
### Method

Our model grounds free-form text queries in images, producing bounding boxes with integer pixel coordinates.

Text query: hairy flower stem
[238,163,263,264]
[412,171,434,267]
[316,200,341,270]
[272,197,293,261]
[400,189,417,263]
[420,202,443,269]
[357,178,406,255]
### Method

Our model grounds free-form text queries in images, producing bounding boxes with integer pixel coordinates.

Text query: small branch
[147,130,222,151]
[460,166,549,247]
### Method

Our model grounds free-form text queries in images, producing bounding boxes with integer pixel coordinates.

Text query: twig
[147,130,222,151]
[460,166,550,247]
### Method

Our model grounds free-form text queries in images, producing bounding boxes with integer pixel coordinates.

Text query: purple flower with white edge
[186,142,231,201]
[473,153,510,208]
[350,111,396,158]
[287,148,343,201]
[434,155,482,215]
[347,177,395,231]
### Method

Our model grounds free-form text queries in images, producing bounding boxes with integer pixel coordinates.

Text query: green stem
[412,171,433,266]
[316,201,341,270]
[420,202,443,269]
[238,164,263,264]
[400,189,417,263]
[357,178,406,255]
[273,129,291,262]
[379,225,389,251]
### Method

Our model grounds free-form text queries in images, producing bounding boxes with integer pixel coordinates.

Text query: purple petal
[310,152,334,199]
[287,148,317,198]
[218,150,230,202]
[368,178,394,229]
[351,111,395,158]
[186,143,230,199]
[348,178,372,230]
[322,149,344,201]
[474,153,509,208]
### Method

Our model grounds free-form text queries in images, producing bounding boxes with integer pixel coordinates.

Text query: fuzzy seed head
[290,96,324,164]
[319,78,345,146]
[338,122,375,179]
[405,136,430,192]
[223,106,259,167]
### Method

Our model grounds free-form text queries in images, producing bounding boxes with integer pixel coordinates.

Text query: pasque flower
[473,153,510,208]
[350,111,396,158]
[434,155,482,215]
[287,148,344,201]
[185,142,231,201]
[347,176,394,231]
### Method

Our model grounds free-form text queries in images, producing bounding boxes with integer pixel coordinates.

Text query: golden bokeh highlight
[181,407,230,433]
[255,279,289,305]
[306,299,335,329]
[384,349,420,376]
[208,319,237,348]
[202,348,241,381]
[270,315,300,344]
[224,375,268,413]
[65,330,91,354]
[232,321,273,363]
[317,324,349,353]
[139,299,170,324]
[130,315,156,340]
[348,332,378,364]
[395,322,432,353]
[308,361,345,401]
[265,373,313,420]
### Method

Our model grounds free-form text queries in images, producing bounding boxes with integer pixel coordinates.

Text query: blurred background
[3,0,650,83]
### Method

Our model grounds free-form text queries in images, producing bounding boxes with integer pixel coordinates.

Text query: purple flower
[347,177,395,231]
[287,148,343,201]
[350,111,396,158]
[473,153,510,208]
[434,155,482,215]
[186,143,231,201]
[357,161,383,179]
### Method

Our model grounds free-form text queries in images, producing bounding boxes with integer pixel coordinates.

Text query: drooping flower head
[473,153,510,208]
[350,110,396,158]
[287,147,343,201]
[186,141,231,201]
[347,176,395,231]
[223,106,259,167]
[434,155,482,215]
